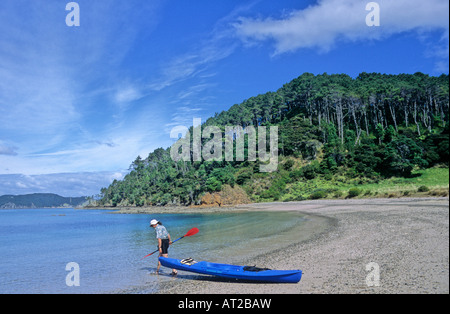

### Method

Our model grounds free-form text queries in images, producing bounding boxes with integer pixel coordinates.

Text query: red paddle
[141,227,199,260]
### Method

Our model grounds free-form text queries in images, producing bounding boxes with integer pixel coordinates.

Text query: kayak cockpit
[242,266,271,272]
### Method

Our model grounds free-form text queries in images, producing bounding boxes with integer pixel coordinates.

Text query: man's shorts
[160,239,170,254]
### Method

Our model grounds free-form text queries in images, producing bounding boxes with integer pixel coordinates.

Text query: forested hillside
[0,193,87,209]
[98,72,449,207]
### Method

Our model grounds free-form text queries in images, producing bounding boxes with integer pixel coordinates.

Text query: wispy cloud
[0,172,127,196]
[114,86,144,105]
[147,1,253,93]
[0,141,18,156]
[147,41,235,93]
[0,1,82,135]
[0,0,164,175]
[16,128,154,175]
[234,0,449,61]
[145,5,257,134]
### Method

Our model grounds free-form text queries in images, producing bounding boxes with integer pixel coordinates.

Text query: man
[150,219,178,275]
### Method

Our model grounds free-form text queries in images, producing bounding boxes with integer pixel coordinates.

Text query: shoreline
[151,197,449,294]
[85,196,448,214]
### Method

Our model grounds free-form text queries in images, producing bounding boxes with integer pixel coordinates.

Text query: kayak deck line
[159,257,302,284]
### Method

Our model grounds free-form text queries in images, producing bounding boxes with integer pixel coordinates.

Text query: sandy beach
[153,197,449,294]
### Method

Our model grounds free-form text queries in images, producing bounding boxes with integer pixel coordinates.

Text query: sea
[0,207,320,294]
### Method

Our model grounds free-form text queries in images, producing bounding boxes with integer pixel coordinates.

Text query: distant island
[0,193,87,209]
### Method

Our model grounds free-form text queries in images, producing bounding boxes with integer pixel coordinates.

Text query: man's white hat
[150,219,159,226]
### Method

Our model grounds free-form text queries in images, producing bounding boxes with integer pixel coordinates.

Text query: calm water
[0,208,311,294]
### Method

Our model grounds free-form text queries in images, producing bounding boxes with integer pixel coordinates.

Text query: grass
[358,167,449,198]
[279,167,449,201]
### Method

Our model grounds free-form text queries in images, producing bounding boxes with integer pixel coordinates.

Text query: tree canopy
[98,72,449,207]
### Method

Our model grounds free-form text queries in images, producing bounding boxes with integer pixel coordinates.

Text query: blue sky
[0,0,448,196]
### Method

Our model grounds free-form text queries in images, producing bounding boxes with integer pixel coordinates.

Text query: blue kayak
[159,257,302,283]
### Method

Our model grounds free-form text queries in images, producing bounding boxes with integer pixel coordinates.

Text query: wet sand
[156,198,449,294]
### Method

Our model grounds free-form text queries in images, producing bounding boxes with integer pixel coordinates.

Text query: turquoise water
[0,208,310,294]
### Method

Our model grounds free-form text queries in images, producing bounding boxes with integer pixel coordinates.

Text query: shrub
[205,177,222,192]
[418,185,430,193]
[289,170,304,181]
[347,188,362,198]
[302,164,318,180]
[236,170,252,185]
[283,159,295,170]
[261,177,287,200]
[310,190,328,200]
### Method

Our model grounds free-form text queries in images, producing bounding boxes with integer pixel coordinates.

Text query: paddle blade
[185,227,199,237]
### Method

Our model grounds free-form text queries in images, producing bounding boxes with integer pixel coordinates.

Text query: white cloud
[0,1,81,136]
[0,141,18,156]
[0,171,127,197]
[0,0,165,175]
[147,3,246,93]
[114,85,144,105]
[143,10,243,136]
[234,0,449,55]
[148,44,234,93]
